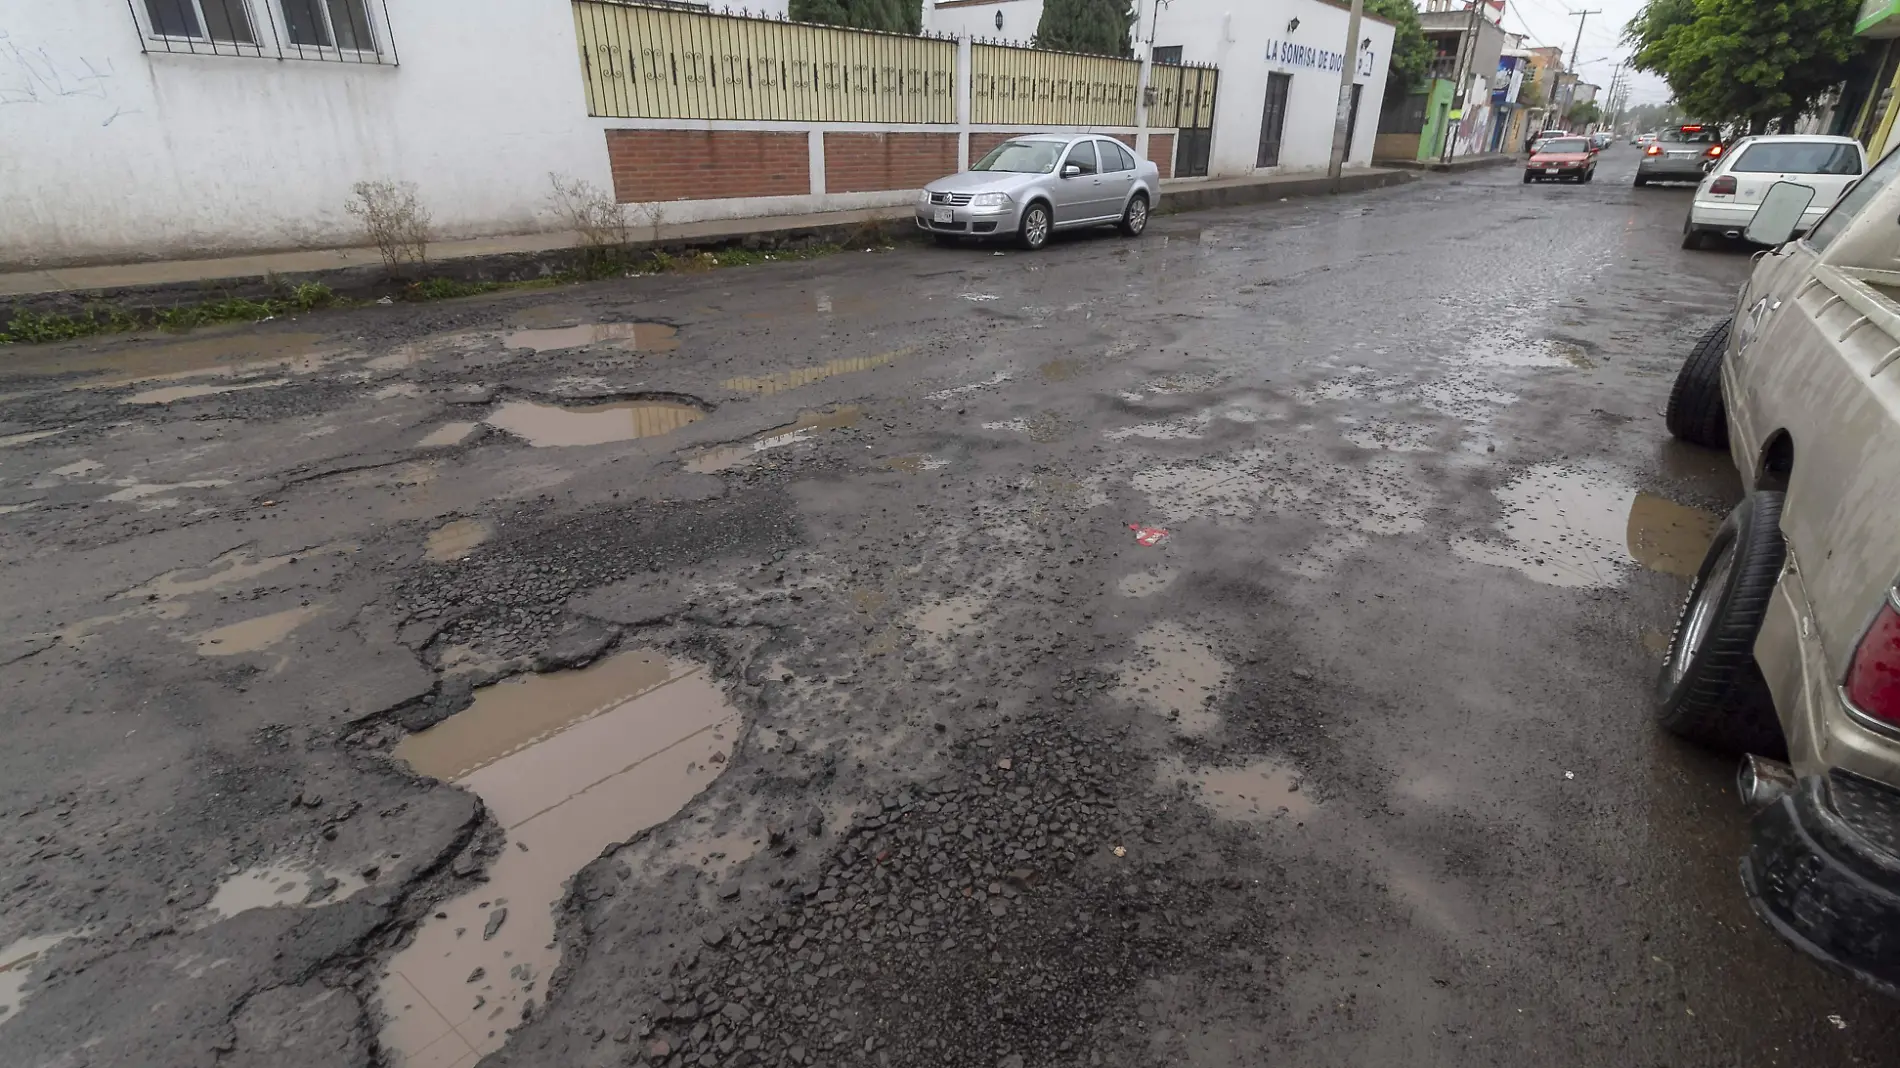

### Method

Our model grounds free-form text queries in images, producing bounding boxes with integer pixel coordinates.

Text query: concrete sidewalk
[0,167,1413,308]
[1377,153,1519,173]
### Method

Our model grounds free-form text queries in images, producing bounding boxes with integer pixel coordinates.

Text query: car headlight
[969,192,1012,208]
[918,189,935,206]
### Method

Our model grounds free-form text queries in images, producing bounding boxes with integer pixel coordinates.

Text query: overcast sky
[1492,0,1674,106]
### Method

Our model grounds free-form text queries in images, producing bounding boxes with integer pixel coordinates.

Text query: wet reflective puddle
[681,406,860,473]
[0,930,80,1019]
[381,650,737,1068]
[503,322,678,354]
[720,348,909,395]
[1161,756,1315,821]
[122,377,290,405]
[426,518,494,562]
[1453,463,1720,588]
[418,422,479,449]
[205,859,375,918]
[2,332,333,389]
[1115,621,1230,735]
[194,603,325,656]
[484,398,704,447]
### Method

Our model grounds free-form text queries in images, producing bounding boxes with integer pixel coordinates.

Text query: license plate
[933,207,954,223]
[1545,168,1559,174]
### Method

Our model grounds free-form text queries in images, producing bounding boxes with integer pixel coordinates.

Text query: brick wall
[824,133,959,193]
[605,130,809,203]
[1147,133,1175,180]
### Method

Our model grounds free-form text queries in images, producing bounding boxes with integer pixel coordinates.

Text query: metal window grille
[128,0,398,64]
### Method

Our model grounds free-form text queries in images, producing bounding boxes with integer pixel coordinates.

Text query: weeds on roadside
[402,277,503,301]
[0,305,140,344]
[346,180,432,275]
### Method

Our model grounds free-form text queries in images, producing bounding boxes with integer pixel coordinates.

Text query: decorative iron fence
[970,42,1142,127]
[1149,61,1218,177]
[573,1,957,122]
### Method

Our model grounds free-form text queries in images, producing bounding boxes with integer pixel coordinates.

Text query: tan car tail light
[1646,144,1663,156]
[1845,588,1900,725]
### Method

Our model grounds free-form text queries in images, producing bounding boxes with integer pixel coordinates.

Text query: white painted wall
[1,0,617,268]
[1136,0,1395,177]
[924,0,1042,44]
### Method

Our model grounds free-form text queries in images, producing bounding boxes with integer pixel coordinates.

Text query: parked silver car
[917,133,1160,250]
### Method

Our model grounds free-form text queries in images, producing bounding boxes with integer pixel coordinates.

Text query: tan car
[1661,166,1900,993]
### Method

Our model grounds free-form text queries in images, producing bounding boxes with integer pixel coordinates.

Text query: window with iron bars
[128,0,398,64]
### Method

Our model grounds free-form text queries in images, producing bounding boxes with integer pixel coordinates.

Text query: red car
[1524,136,1598,184]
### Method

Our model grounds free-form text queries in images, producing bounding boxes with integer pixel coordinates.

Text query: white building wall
[1,0,628,268]
[1135,0,1395,177]
[924,0,1043,44]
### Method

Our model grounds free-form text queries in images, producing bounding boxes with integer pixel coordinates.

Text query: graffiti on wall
[0,30,139,125]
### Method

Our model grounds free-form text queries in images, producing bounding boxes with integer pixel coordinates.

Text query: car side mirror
[1062,163,1082,179]
[1746,181,1817,247]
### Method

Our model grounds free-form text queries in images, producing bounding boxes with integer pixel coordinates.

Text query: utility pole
[1439,0,1483,164]
[1561,9,1598,128]
[1327,0,1365,184]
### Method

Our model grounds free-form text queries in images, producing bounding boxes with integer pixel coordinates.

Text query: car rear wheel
[1635,175,1649,187]
[1018,202,1051,251]
[1665,317,1731,447]
[1118,193,1149,237]
[1654,492,1789,758]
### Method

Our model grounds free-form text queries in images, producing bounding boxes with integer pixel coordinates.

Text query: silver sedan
[917,133,1160,250]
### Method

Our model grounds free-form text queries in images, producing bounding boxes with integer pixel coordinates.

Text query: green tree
[788,0,920,34]
[1034,0,1134,57]
[1624,0,1859,133]
[1516,72,1546,109]
[1568,100,1602,126]
[1368,0,1432,95]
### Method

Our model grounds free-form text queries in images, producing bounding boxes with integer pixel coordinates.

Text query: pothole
[681,406,861,473]
[193,603,325,655]
[1160,755,1315,821]
[719,347,909,395]
[379,650,738,1067]
[0,930,82,1020]
[504,322,679,354]
[121,377,291,405]
[418,422,480,449]
[1452,463,1720,588]
[483,398,705,447]
[1114,621,1229,735]
[203,858,382,919]
[426,518,495,562]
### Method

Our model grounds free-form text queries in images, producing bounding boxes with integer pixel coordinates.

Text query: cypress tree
[1033,0,1134,57]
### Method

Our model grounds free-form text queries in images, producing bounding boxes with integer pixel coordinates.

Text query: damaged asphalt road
[7,152,1900,1068]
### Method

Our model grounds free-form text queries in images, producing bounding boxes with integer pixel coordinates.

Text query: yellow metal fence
[970,42,1142,128]
[573,0,957,122]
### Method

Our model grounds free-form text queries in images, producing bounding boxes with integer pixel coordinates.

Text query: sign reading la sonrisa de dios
[1264,39,1349,72]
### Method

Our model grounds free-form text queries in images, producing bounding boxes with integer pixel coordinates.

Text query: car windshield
[1732,142,1861,175]
[1539,138,1589,153]
[973,141,1062,173]
[1663,127,1719,143]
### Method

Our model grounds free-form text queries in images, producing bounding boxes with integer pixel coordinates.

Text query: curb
[1,170,1419,323]
[1375,154,1519,173]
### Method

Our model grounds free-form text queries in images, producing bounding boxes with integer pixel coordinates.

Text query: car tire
[1634,175,1649,187]
[1665,317,1731,447]
[1118,193,1149,237]
[1018,202,1052,251]
[1654,492,1790,759]
[1523,171,1534,184]
[1680,226,1706,250]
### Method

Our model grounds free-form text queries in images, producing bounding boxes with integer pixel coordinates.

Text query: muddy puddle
[1453,328,1593,370]
[720,348,909,395]
[418,422,479,449]
[1161,756,1314,821]
[682,406,860,473]
[426,518,495,562]
[1115,621,1230,735]
[204,859,375,918]
[503,322,678,354]
[122,377,290,405]
[1452,463,1720,588]
[484,398,705,447]
[0,930,80,1019]
[2,332,335,390]
[194,603,325,656]
[381,650,738,1068]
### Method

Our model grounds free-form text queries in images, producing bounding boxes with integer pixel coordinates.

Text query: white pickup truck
[1661,160,1900,994]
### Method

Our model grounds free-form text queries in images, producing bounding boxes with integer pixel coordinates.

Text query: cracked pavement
[7,152,1900,1068]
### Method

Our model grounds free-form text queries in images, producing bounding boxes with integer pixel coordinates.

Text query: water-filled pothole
[681,406,861,473]
[484,398,705,447]
[379,650,737,1067]
[504,322,679,354]
[719,348,909,395]
[1452,463,1720,588]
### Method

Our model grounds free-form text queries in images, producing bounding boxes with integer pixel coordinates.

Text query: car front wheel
[1118,193,1149,237]
[1523,171,1534,184]
[1018,202,1051,251]
[1654,492,1789,758]
[1665,316,1730,446]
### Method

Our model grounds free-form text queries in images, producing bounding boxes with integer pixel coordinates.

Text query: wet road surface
[4,149,1896,1068]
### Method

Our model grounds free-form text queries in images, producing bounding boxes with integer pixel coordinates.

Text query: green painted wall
[1417,79,1457,161]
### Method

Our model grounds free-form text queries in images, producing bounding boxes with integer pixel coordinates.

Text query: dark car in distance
[1525,137,1598,183]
